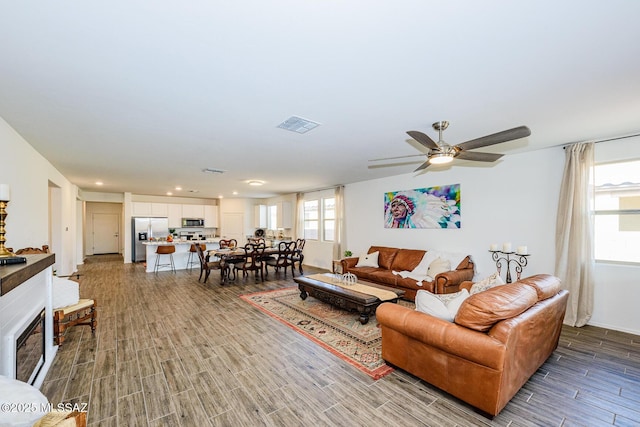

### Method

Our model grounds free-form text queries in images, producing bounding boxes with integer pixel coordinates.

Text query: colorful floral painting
[384,184,461,229]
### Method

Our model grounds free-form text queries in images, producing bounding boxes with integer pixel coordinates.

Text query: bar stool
[187,243,206,272]
[154,245,176,273]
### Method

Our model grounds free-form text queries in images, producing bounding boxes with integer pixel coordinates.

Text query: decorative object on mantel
[384,184,460,229]
[0,184,17,258]
[489,242,530,283]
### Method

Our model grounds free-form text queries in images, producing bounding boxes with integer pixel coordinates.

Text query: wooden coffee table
[293,275,405,324]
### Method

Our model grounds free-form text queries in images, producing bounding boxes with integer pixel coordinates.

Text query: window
[594,159,640,264]
[267,205,277,230]
[303,200,319,240]
[323,198,335,241]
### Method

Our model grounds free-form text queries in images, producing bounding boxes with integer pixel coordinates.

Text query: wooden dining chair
[265,241,296,277]
[234,243,266,282]
[290,238,305,274]
[195,243,224,283]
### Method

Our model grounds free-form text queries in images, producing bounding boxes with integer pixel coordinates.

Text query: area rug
[240,287,413,380]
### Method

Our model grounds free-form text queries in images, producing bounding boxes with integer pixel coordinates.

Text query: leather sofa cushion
[390,249,426,271]
[518,274,561,301]
[369,246,399,270]
[455,282,539,332]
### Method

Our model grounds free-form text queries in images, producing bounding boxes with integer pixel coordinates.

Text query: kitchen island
[143,239,220,273]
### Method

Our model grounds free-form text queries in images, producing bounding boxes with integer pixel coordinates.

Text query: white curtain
[333,185,345,260]
[555,142,595,327]
[295,192,304,239]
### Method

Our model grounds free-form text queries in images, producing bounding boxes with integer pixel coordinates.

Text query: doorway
[92,213,120,254]
[221,212,245,245]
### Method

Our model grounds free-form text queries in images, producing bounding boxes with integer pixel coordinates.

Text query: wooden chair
[195,244,224,283]
[219,239,238,249]
[218,239,243,280]
[187,243,206,272]
[7,245,50,254]
[290,238,305,274]
[266,241,296,277]
[234,243,266,282]
[54,298,97,348]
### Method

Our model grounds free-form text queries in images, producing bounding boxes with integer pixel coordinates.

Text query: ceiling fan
[370,121,531,172]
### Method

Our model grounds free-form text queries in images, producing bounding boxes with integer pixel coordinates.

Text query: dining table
[206,246,286,283]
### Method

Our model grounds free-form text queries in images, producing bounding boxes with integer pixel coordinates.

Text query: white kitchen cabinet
[276,201,293,229]
[167,204,183,228]
[182,204,205,219]
[132,202,152,216]
[151,203,168,217]
[204,205,219,228]
[254,204,267,228]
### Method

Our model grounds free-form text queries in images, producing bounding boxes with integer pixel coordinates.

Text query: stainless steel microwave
[182,218,204,227]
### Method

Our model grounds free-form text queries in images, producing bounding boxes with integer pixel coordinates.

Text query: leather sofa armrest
[434,268,475,294]
[341,257,359,270]
[377,303,505,369]
[459,281,474,292]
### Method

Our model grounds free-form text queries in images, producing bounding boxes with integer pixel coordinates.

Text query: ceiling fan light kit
[371,121,531,172]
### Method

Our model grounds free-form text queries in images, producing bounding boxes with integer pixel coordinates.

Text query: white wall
[344,147,565,280]
[0,117,78,275]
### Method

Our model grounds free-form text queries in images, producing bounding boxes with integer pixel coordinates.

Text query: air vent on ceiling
[202,168,226,174]
[277,116,321,134]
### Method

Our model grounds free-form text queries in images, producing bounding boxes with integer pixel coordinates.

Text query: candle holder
[489,250,529,283]
[0,200,16,258]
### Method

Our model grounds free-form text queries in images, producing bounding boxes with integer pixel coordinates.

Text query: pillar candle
[489,243,498,251]
[0,184,10,201]
[502,242,512,252]
[517,246,528,255]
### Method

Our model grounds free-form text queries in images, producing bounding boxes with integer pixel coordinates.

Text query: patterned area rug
[240,286,413,380]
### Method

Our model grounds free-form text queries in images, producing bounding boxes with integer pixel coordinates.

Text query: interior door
[93,213,120,254]
[222,212,245,246]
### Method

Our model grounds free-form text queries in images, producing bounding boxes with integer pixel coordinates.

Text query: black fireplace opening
[16,308,45,385]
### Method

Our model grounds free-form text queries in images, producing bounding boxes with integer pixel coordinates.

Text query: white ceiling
[1,1,639,199]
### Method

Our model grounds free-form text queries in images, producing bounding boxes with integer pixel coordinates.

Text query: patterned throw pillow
[355,251,379,268]
[470,272,505,295]
[415,289,470,322]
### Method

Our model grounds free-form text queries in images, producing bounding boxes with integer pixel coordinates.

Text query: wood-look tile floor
[41,255,640,426]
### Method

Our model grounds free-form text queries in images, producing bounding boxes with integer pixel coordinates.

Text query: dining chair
[265,241,296,277]
[234,243,266,282]
[195,243,224,283]
[219,239,238,249]
[290,238,305,274]
[218,239,244,280]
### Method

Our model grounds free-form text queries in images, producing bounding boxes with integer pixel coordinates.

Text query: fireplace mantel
[0,254,55,296]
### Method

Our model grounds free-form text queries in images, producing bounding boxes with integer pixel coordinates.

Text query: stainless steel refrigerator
[131,217,169,262]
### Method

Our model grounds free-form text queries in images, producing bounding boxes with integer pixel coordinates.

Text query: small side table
[332,260,344,274]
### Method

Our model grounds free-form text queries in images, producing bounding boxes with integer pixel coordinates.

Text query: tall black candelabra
[489,250,530,283]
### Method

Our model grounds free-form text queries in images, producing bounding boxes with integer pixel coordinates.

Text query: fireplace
[15,308,45,385]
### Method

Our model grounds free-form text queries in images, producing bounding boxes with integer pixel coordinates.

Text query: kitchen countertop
[143,238,221,246]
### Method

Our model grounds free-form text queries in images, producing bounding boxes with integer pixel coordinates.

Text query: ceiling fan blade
[456,126,531,151]
[407,130,439,150]
[414,160,431,172]
[368,153,426,162]
[455,151,504,162]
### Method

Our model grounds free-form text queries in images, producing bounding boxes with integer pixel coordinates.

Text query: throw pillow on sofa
[356,251,379,268]
[470,272,505,295]
[415,289,469,322]
[427,257,451,279]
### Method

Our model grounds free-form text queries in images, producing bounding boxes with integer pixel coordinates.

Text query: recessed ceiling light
[175,186,182,191]
[95,181,103,186]
[218,195,224,199]
[247,180,264,186]
[166,192,173,196]
[277,116,321,134]
[232,191,238,195]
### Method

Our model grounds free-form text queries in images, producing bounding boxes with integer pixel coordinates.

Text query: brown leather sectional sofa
[340,246,474,299]
[377,274,569,417]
